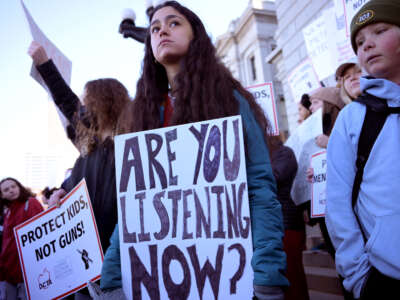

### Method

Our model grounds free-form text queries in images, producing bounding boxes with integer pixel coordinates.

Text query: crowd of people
[1,0,399,299]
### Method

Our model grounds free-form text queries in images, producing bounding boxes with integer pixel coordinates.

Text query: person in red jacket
[0,178,43,300]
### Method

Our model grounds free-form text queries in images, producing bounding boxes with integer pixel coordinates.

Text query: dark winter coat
[37,60,118,253]
[270,142,304,230]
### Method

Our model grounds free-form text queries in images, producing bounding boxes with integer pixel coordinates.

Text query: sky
[0,0,252,189]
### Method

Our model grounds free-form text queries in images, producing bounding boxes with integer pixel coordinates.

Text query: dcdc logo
[356,10,374,25]
[38,268,53,290]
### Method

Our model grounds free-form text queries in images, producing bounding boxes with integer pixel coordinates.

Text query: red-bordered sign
[311,150,327,218]
[247,82,279,135]
[14,179,103,300]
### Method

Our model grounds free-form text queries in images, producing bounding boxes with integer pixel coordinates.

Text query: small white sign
[21,0,72,130]
[287,59,321,103]
[341,0,371,37]
[311,150,327,218]
[14,179,103,300]
[247,82,279,135]
[114,116,254,300]
[331,0,358,64]
[302,11,337,80]
[285,108,323,162]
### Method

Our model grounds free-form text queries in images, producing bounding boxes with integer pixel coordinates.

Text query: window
[249,56,257,81]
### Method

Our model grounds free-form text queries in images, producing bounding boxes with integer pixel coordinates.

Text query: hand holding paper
[28,41,49,66]
[315,134,329,149]
[48,188,66,208]
[306,167,314,183]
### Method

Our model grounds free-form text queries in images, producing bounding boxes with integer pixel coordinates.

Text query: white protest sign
[114,116,253,300]
[332,0,357,65]
[287,59,321,103]
[21,0,72,129]
[341,0,371,37]
[323,6,354,68]
[302,11,337,80]
[14,179,103,300]
[247,82,279,135]
[285,108,323,161]
[311,150,327,218]
[335,39,356,66]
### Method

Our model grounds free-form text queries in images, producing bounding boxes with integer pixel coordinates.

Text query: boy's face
[356,23,400,83]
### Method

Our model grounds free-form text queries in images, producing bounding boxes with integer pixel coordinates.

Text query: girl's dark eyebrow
[150,14,183,27]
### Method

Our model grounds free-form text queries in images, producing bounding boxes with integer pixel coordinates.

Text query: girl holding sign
[28,42,131,300]
[28,43,130,234]
[0,178,43,300]
[293,88,344,256]
[98,1,288,299]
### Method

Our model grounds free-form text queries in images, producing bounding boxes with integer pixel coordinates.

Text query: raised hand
[28,41,49,66]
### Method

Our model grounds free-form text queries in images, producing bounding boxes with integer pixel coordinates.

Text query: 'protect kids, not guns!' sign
[114,116,253,300]
[14,179,103,300]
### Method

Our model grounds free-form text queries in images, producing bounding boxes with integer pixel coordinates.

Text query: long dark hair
[0,177,35,206]
[118,1,271,144]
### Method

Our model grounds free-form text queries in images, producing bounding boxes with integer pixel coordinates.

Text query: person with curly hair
[28,42,131,300]
[95,2,288,299]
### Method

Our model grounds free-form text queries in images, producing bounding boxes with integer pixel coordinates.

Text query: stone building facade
[215,0,353,135]
[215,0,290,137]
[267,0,335,133]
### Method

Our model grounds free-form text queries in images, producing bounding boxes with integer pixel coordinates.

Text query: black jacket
[37,60,118,252]
[270,142,304,230]
[62,138,118,252]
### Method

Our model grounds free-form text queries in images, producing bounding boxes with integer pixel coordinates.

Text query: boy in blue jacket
[325,0,400,299]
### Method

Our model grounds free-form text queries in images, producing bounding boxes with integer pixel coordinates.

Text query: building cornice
[215,4,277,56]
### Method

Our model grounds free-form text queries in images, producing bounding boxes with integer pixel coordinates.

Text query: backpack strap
[352,94,389,241]
[351,108,388,209]
[351,94,391,208]
[352,94,400,205]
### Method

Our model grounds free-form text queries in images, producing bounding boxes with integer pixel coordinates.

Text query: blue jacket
[101,91,288,289]
[325,77,400,298]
